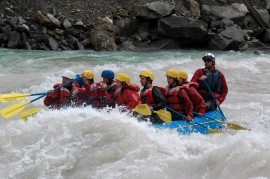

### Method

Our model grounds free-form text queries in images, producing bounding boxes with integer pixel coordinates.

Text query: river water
[0,48,269,179]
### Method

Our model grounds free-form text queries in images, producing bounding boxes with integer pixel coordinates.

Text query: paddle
[133,104,172,123]
[165,106,222,134]
[0,77,79,119]
[204,81,226,120]
[193,112,249,131]
[0,92,47,103]
[19,108,41,122]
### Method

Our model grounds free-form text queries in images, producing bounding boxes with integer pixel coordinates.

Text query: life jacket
[199,69,221,93]
[115,84,141,109]
[43,83,71,109]
[165,85,184,112]
[86,83,103,107]
[140,86,166,107]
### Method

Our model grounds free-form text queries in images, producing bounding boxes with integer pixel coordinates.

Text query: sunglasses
[203,59,212,62]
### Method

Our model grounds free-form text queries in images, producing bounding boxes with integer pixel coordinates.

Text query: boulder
[90,17,117,51]
[134,1,175,19]
[63,19,72,29]
[158,16,208,40]
[209,24,245,50]
[35,11,60,28]
[7,31,20,48]
[201,3,248,21]
[73,20,84,28]
[119,40,137,51]
[114,17,137,37]
[182,0,200,17]
[48,37,59,50]
[262,28,270,42]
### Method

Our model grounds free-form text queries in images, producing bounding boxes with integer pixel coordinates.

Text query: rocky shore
[1,0,270,51]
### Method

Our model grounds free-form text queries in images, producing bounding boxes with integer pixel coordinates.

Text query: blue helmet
[202,53,215,61]
[101,70,115,79]
[75,74,85,85]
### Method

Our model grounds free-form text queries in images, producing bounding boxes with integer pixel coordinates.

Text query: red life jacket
[115,84,141,109]
[70,83,91,106]
[165,85,193,118]
[183,82,206,114]
[165,85,183,112]
[43,83,71,109]
[140,86,166,107]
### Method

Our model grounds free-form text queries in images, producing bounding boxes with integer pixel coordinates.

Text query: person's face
[103,77,110,84]
[167,76,174,86]
[116,80,122,87]
[178,78,184,85]
[140,76,147,86]
[74,81,81,87]
[62,77,71,84]
[204,59,214,68]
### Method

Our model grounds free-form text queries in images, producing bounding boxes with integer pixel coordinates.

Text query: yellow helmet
[116,73,131,85]
[178,70,188,81]
[82,70,94,80]
[166,69,180,80]
[139,70,154,81]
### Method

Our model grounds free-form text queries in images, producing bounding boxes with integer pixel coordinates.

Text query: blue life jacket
[199,69,221,93]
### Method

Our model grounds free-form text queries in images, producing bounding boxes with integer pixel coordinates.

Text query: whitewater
[0,48,269,179]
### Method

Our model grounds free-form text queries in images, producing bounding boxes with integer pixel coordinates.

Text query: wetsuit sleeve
[190,69,203,83]
[152,86,166,111]
[217,72,228,103]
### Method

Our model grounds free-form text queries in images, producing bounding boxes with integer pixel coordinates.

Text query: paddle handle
[204,82,226,120]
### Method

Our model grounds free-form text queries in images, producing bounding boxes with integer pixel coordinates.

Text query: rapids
[0,48,270,178]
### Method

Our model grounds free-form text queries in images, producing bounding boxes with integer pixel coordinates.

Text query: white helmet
[62,70,76,79]
[202,53,215,61]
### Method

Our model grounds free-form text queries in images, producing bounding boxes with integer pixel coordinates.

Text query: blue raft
[152,109,226,135]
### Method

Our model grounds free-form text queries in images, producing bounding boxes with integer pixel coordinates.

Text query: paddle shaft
[30,77,79,103]
[204,81,226,120]
[91,84,116,93]
[165,106,213,130]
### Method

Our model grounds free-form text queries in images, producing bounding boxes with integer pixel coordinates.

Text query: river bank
[1,0,270,51]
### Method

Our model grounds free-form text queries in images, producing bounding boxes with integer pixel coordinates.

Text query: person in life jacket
[70,74,91,106]
[44,71,75,109]
[114,73,141,109]
[165,69,193,121]
[190,53,228,111]
[178,70,206,117]
[99,70,117,107]
[139,69,166,123]
[82,69,106,108]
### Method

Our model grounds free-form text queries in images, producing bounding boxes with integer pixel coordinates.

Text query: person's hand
[216,100,220,106]
[186,116,192,122]
[198,112,203,117]
[199,75,207,81]
[47,90,53,97]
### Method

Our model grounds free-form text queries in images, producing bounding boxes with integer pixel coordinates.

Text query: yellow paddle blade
[133,104,151,115]
[0,102,30,119]
[154,109,172,123]
[215,120,249,131]
[19,108,41,122]
[0,93,30,103]
[207,128,224,134]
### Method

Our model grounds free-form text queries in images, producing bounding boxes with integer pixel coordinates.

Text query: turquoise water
[0,48,270,178]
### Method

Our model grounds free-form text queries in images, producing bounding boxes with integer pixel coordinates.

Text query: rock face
[209,24,245,50]
[0,0,270,51]
[134,1,175,19]
[158,16,208,40]
[201,3,249,21]
[90,17,117,51]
